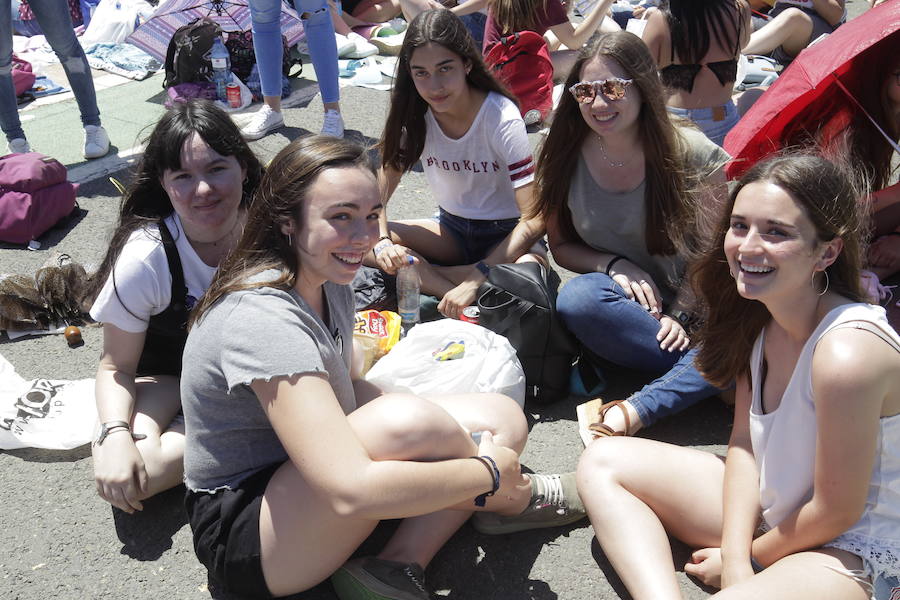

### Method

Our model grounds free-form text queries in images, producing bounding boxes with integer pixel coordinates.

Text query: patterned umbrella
[126,0,306,62]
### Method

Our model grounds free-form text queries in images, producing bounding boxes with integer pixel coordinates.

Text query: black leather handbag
[476,262,578,404]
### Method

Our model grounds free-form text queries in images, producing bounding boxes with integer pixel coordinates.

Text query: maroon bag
[484,31,554,124]
[0,153,78,245]
[11,55,35,97]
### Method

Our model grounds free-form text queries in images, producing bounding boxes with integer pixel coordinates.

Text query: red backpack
[0,153,77,246]
[484,31,554,125]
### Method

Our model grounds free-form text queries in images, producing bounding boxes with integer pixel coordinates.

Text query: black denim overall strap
[135,219,190,377]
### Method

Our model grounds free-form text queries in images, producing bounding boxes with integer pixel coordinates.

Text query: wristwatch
[93,420,132,447]
[666,309,692,326]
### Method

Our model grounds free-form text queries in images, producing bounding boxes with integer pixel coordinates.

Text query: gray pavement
[0,3,869,597]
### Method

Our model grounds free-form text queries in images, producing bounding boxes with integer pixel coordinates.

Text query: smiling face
[159,133,246,241]
[292,166,381,294]
[724,181,841,302]
[577,55,642,140]
[409,42,471,114]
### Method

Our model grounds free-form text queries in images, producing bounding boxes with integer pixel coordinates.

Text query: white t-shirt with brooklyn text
[421,91,534,221]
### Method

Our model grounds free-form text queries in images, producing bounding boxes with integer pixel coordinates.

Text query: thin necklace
[597,136,627,168]
[186,215,241,248]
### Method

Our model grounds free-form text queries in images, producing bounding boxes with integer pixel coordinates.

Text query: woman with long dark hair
[530,32,730,438]
[643,0,751,145]
[88,100,263,513]
[181,135,580,600]
[375,9,546,319]
[577,154,900,600]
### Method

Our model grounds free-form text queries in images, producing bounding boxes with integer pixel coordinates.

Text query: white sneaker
[8,137,30,154]
[241,105,284,140]
[335,33,356,58]
[321,109,344,138]
[345,32,378,58]
[83,125,110,159]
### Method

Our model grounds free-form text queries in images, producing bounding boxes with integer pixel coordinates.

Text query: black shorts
[185,463,282,599]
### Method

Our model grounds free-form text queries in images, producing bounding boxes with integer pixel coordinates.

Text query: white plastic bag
[81,0,153,46]
[365,320,526,407]
[217,73,253,112]
[0,354,98,450]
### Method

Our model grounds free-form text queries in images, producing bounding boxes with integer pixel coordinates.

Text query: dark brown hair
[87,100,264,305]
[691,154,868,388]
[532,31,695,256]
[661,0,745,66]
[190,135,374,325]
[379,9,516,173]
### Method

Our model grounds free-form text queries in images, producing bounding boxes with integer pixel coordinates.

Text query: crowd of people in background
[5,0,898,598]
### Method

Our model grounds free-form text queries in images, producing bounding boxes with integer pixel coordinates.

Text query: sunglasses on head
[568,78,633,103]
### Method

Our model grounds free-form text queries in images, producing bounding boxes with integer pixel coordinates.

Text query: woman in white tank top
[575,154,900,599]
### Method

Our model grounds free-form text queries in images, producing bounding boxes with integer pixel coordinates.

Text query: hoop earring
[813,270,830,296]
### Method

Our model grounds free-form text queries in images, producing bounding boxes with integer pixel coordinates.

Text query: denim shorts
[435,207,519,265]
[185,462,282,599]
[666,102,739,147]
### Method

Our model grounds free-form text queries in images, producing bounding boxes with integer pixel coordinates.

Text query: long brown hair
[86,100,264,306]
[531,31,695,256]
[691,154,868,388]
[489,0,544,35]
[190,136,374,326]
[379,9,516,173]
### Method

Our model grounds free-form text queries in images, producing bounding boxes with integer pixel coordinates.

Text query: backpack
[0,153,78,246]
[163,17,222,88]
[11,55,35,97]
[476,262,578,404]
[225,30,302,84]
[483,31,554,124]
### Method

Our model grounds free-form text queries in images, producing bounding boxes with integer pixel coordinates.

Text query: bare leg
[356,0,404,22]
[129,376,185,499]
[712,548,869,600]
[259,392,530,596]
[398,0,441,22]
[743,8,813,57]
[577,436,726,600]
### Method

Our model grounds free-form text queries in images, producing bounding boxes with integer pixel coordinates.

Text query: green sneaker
[470,472,586,535]
[331,557,430,600]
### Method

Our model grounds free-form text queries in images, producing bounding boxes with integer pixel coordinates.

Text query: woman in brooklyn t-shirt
[375,9,546,319]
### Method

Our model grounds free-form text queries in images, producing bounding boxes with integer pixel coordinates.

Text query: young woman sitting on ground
[576,153,900,600]
[375,9,546,320]
[642,0,751,146]
[742,0,845,65]
[530,31,730,437]
[88,100,264,514]
[180,135,583,600]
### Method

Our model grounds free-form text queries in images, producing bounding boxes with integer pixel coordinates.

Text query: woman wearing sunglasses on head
[530,31,730,438]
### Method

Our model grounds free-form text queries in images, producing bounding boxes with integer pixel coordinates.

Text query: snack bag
[353,310,402,358]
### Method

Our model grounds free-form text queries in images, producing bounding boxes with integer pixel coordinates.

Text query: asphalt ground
[0,2,876,598]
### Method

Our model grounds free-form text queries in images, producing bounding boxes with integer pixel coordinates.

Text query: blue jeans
[556,272,721,427]
[666,101,739,147]
[436,207,518,265]
[0,0,100,141]
[249,0,339,104]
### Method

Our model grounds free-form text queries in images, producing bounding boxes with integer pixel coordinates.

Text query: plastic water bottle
[396,256,420,336]
[210,36,231,102]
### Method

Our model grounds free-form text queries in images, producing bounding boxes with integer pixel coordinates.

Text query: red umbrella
[723,0,900,179]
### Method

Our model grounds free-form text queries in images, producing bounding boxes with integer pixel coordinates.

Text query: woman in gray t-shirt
[530,32,730,438]
[180,136,582,600]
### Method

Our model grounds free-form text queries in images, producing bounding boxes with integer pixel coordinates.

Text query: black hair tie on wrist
[471,455,500,507]
[606,255,626,275]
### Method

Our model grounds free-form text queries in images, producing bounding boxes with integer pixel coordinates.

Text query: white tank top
[749,303,900,578]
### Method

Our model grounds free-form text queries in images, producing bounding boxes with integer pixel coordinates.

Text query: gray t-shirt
[567,126,729,305]
[181,272,356,492]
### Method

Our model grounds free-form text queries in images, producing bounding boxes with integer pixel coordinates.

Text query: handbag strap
[478,289,535,331]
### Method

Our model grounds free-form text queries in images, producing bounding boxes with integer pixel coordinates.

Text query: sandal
[575,398,632,447]
[588,400,632,438]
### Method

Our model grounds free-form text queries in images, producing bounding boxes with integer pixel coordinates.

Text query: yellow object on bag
[432,340,466,361]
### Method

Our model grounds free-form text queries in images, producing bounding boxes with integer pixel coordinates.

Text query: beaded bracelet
[471,455,500,507]
[373,236,393,256]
